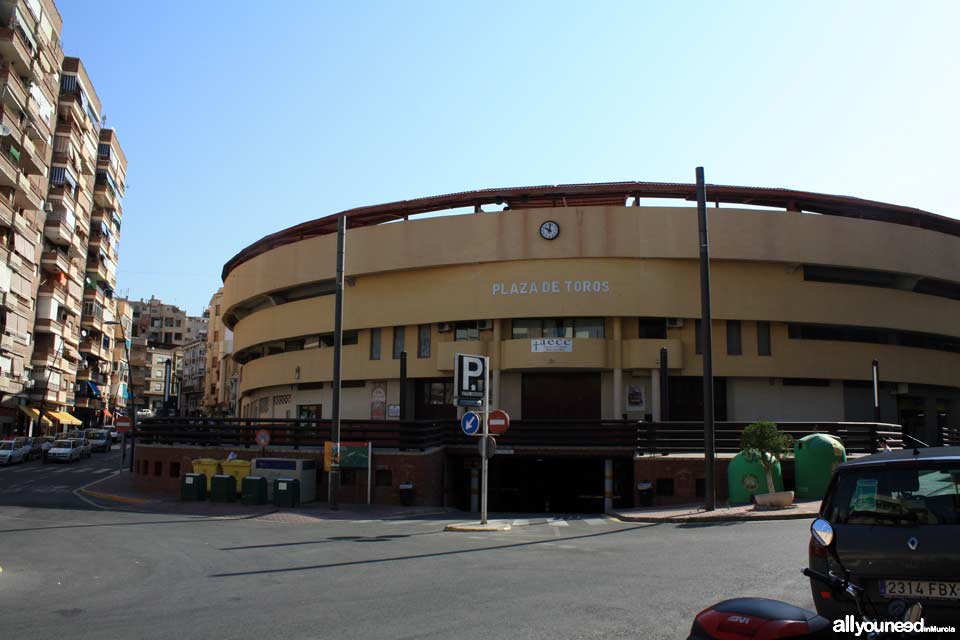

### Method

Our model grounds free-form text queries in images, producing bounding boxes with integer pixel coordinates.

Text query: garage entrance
[447,454,633,513]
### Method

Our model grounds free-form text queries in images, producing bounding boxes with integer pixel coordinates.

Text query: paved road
[0,498,815,640]
[0,447,123,508]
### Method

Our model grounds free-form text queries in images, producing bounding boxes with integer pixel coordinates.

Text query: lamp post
[104,320,135,472]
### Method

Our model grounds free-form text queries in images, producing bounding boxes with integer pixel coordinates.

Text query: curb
[78,489,152,506]
[612,510,817,524]
[444,522,512,532]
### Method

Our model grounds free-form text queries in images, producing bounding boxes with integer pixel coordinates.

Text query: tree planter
[754,490,795,509]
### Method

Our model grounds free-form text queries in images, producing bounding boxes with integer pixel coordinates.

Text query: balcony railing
[133,419,903,454]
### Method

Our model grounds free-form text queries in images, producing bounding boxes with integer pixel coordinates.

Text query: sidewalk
[611,499,821,523]
[76,471,453,520]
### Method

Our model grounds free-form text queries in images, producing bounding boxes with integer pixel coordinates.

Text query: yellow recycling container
[192,459,222,489]
[220,459,252,494]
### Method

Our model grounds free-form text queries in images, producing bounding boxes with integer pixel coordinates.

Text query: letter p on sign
[454,353,487,401]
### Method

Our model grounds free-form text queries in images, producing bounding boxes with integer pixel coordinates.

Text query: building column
[651,369,661,422]
[612,318,622,419]
[491,319,502,410]
[604,459,614,514]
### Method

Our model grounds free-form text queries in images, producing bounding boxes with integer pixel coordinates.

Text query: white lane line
[92,468,113,474]
[51,468,72,474]
[512,519,530,527]
[583,518,607,526]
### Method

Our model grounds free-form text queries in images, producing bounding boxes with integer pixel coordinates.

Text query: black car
[810,446,960,627]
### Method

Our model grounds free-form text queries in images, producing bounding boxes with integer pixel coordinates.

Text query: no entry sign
[487,409,510,435]
[255,429,270,448]
[115,416,131,433]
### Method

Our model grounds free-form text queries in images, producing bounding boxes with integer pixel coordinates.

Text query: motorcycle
[687,518,923,639]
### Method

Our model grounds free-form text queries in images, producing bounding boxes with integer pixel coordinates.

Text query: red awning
[102,408,114,419]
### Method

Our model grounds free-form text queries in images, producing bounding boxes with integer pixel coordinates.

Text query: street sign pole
[481,357,489,525]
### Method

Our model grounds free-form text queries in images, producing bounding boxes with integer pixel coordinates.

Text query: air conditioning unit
[43,201,53,213]
[666,318,684,328]
[437,322,452,333]
[478,319,493,330]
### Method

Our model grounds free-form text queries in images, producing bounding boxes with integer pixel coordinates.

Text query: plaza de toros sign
[491,280,611,296]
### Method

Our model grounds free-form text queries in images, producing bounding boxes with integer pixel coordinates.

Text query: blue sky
[57,1,958,315]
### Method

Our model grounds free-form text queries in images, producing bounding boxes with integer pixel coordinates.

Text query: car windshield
[0,442,12,450]
[826,464,960,526]
[53,440,72,448]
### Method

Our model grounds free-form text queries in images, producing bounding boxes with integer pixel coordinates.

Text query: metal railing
[132,418,903,454]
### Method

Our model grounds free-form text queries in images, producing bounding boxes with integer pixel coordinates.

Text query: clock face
[539,220,560,240]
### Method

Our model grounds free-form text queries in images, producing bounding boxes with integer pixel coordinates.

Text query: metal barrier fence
[134,417,902,454]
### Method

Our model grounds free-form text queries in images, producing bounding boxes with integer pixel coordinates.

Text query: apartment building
[202,288,237,416]
[180,337,205,415]
[142,344,179,413]
[32,55,100,428]
[128,296,205,349]
[107,297,131,414]
[0,0,63,435]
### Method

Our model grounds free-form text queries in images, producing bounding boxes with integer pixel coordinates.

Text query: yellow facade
[220,201,960,426]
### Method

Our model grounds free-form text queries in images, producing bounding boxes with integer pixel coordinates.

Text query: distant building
[125,295,205,349]
[180,338,205,415]
[203,288,237,415]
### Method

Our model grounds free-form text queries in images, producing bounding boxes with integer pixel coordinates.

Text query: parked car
[73,438,92,458]
[85,429,111,452]
[810,446,960,627]
[26,437,43,460]
[0,439,30,465]
[47,439,81,463]
[109,429,121,443]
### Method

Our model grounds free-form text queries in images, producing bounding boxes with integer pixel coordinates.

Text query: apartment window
[164,317,174,327]
[418,324,431,358]
[369,328,381,360]
[454,321,479,342]
[511,318,542,339]
[174,333,182,341]
[695,320,703,355]
[637,317,667,339]
[727,321,742,356]
[297,404,321,421]
[392,326,404,359]
[175,319,182,327]
[757,321,771,356]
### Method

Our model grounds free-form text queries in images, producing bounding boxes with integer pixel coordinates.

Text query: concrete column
[651,369,661,422]
[604,459,614,514]
[612,318,623,419]
[470,467,479,513]
[491,319,502,409]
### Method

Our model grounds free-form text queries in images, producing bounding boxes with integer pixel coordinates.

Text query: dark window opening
[369,328,381,360]
[637,317,667,339]
[695,478,705,498]
[170,462,180,478]
[319,331,358,347]
[726,320,742,356]
[154,461,162,476]
[418,324,431,358]
[454,321,480,341]
[511,318,604,339]
[392,327,404,359]
[804,264,960,302]
[782,378,831,387]
[757,321,771,356]
[788,323,960,354]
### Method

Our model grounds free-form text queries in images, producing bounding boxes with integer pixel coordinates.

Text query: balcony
[93,179,118,209]
[6,247,34,279]
[0,196,12,227]
[0,373,21,395]
[31,347,63,367]
[86,259,109,285]
[62,325,81,346]
[30,381,67,405]
[43,212,74,246]
[79,336,105,359]
[33,316,65,337]
[0,24,35,76]
[0,65,27,109]
[19,135,46,176]
[76,368,108,386]
[40,249,71,275]
[13,172,41,210]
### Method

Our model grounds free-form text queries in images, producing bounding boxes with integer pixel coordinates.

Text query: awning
[86,381,101,398]
[19,406,52,425]
[102,408,113,419]
[46,411,82,426]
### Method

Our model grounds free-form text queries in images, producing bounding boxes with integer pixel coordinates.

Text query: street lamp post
[105,320,136,472]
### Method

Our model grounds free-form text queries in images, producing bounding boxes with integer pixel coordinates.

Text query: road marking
[512,519,530,527]
[548,519,569,527]
[583,518,608,526]
[93,468,113,474]
[51,468,72,474]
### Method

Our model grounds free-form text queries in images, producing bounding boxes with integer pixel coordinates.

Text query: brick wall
[633,456,796,506]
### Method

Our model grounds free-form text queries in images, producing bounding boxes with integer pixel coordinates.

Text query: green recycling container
[273,477,300,508]
[181,473,207,501]
[210,474,237,503]
[241,476,268,505]
[794,434,846,499]
[727,451,783,505]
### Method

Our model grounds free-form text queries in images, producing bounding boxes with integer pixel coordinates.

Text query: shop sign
[531,338,573,353]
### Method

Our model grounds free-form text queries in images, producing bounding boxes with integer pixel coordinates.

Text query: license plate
[880,579,960,600]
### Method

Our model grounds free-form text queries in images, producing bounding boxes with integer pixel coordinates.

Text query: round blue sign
[461,411,481,436]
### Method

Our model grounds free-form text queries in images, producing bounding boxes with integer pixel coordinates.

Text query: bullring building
[216,181,959,509]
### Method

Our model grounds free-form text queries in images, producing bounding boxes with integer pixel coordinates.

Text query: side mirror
[810,518,835,548]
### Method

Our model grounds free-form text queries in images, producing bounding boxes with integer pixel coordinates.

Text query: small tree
[741,421,793,494]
